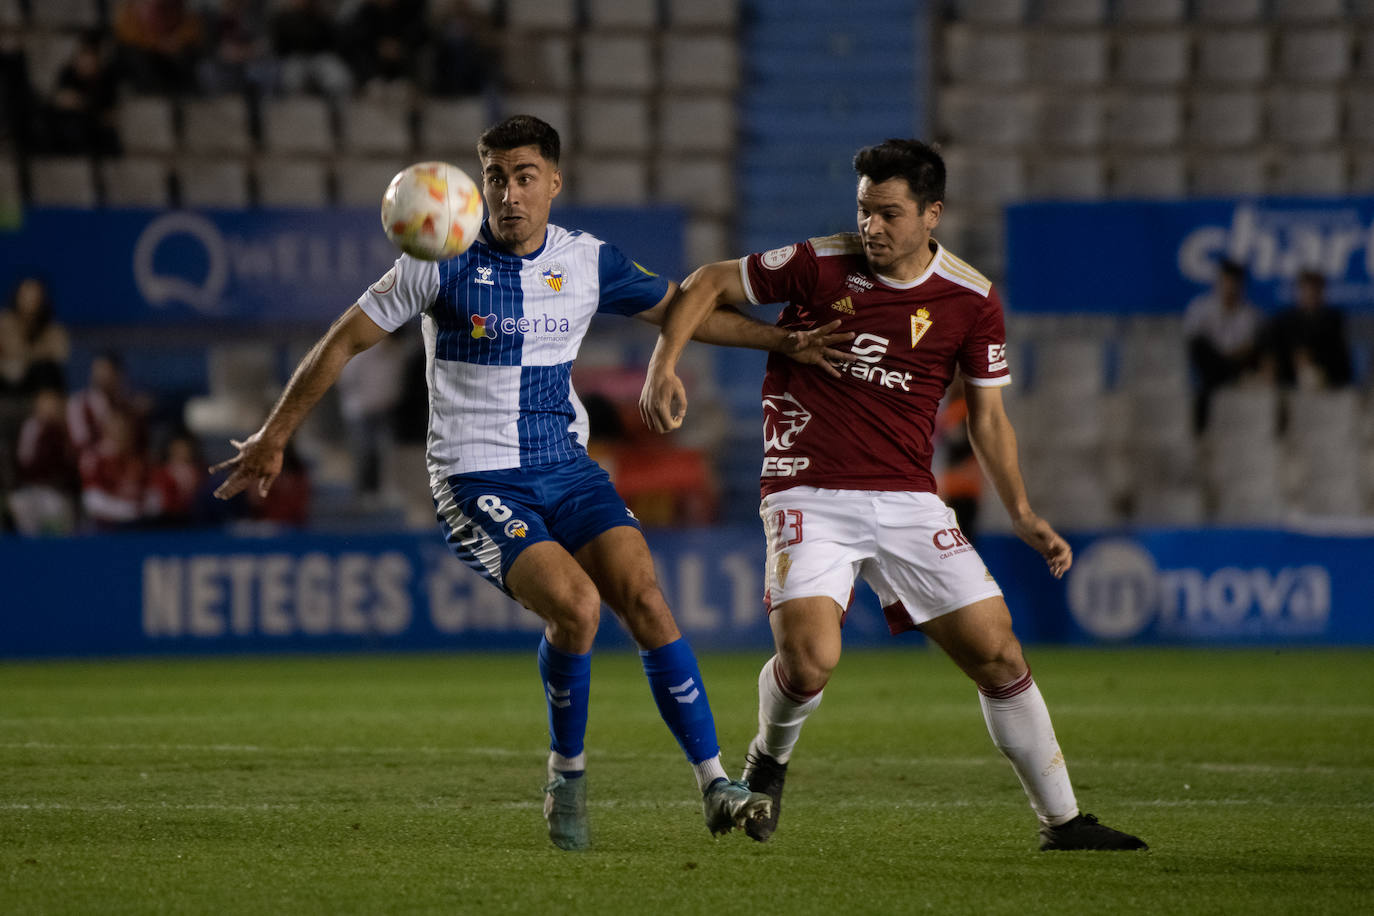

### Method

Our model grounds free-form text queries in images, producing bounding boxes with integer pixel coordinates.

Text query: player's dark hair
[852,139,945,212]
[478,115,561,165]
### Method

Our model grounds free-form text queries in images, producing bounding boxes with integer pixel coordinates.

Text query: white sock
[692,755,729,792]
[754,655,824,765]
[549,751,586,775]
[978,670,1079,827]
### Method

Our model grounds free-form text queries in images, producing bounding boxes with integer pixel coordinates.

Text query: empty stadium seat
[665,0,738,28]
[943,27,1028,86]
[256,158,330,207]
[502,33,573,90]
[417,97,488,159]
[340,98,412,156]
[1115,0,1185,23]
[1031,337,1107,394]
[942,148,1026,207]
[1194,0,1265,24]
[1107,92,1183,149]
[1189,91,1263,148]
[100,157,171,207]
[1352,152,1374,194]
[335,158,409,208]
[1132,484,1206,527]
[572,157,650,206]
[23,30,77,94]
[500,94,574,145]
[1031,32,1108,85]
[1038,0,1106,24]
[661,33,739,92]
[941,90,1037,147]
[655,154,732,215]
[1190,151,1268,196]
[115,96,177,155]
[176,158,250,209]
[28,155,97,207]
[0,156,19,215]
[1278,29,1351,84]
[29,0,100,29]
[658,95,734,153]
[1347,90,1374,145]
[577,96,652,153]
[1118,333,1190,392]
[182,96,253,156]
[260,96,334,156]
[1028,153,1105,199]
[580,34,656,93]
[1115,30,1190,86]
[1271,150,1347,196]
[1196,29,1269,85]
[952,0,1027,23]
[0,0,21,27]
[586,0,658,28]
[1209,385,1279,439]
[1110,153,1186,198]
[505,0,577,30]
[1269,89,1341,148]
[1037,94,1104,149]
[1271,0,1346,22]
[685,215,731,266]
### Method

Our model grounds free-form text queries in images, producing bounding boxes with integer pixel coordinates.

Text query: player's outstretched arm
[211,304,389,500]
[964,383,1073,578]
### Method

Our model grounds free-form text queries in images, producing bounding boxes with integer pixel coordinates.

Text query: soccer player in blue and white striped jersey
[211,115,849,851]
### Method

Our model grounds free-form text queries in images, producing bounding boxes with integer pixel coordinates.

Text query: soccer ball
[380,161,484,261]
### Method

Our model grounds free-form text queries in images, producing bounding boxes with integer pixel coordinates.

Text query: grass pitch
[2,647,1371,915]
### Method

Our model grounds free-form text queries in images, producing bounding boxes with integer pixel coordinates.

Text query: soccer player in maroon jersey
[640,139,1146,851]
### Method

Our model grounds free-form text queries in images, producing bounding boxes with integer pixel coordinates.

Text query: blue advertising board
[1005,197,1374,314]
[0,206,685,326]
[2,527,1370,659]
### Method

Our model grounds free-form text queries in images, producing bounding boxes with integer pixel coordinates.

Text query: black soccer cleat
[1039,813,1148,851]
[741,748,788,842]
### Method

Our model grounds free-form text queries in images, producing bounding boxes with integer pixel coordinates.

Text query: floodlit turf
[2,647,1372,915]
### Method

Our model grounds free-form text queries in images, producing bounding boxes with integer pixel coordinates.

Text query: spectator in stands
[113,0,205,95]
[1259,269,1353,391]
[1184,258,1262,433]
[0,276,70,394]
[8,385,79,535]
[145,430,208,526]
[336,332,406,497]
[196,0,277,98]
[67,352,150,454]
[270,0,353,99]
[43,30,120,156]
[428,0,499,97]
[78,409,149,530]
[0,25,39,155]
[342,0,427,99]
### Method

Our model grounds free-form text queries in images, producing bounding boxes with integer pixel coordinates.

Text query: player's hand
[780,319,854,378]
[210,431,284,500]
[1012,513,1073,579]
[639,367,688,433]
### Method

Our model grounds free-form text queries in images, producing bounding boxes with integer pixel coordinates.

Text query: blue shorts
[432,453,640,594]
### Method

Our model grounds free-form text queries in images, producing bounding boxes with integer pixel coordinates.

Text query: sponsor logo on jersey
[845,273,874,292]
[830,296,855,315]
[370,266,397,294]
[470,313,498,339]
[910,308,933,348]
[761,455,812,477]
[933,527,975,557]
[761,244,797,269]
[541,263,565,292]
[842,333,914,391]
[504,519,528,538]
[775,551,793,588]
[988,343,1008,372]
[473,266,494,286]
[762,392,812,451]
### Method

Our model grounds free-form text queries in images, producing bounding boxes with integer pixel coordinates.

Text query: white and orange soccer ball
[380,161,483,261]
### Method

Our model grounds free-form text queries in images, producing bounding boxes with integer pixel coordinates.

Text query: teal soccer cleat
[543,771,590,851]
[702,778,772,837]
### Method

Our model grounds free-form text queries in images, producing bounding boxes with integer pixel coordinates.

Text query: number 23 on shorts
[771,509,803,548]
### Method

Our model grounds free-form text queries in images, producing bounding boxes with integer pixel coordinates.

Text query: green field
[2,647,1371,915]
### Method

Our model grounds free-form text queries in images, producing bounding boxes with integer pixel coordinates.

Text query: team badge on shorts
[775,552,793,588]
[505,519,529,538]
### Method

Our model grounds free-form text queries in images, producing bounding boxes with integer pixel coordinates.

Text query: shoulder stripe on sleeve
[809,233,863,257]
[936,251,992,297]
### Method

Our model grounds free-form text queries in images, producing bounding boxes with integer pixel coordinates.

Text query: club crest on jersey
[470,313,498,339]
[762,392,812,451]
[831,296,855,315]
[761,244,797,269]
[541,263,565,292]
[910,308,933,348]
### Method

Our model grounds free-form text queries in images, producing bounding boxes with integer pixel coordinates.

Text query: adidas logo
[831,296,855,315]
[668,677,700,705]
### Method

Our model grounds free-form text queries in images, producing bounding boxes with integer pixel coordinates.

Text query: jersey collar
[873,240,941,290]
[479,220,552,261]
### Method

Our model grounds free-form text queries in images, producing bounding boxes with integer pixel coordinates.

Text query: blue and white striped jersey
[357,222,669,482]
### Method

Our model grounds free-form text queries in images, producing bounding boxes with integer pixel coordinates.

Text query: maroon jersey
[742,233,1010,496]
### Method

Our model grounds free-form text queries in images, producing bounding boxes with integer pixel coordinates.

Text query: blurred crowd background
[2,0,1373,540]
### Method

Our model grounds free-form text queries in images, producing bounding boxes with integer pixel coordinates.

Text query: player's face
[856,177,942,281]
[480,145,563,256]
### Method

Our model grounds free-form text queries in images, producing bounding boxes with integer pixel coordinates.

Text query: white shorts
[760,487,1004,634]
